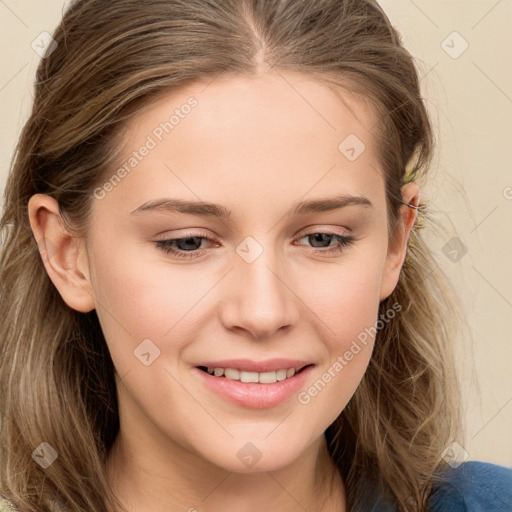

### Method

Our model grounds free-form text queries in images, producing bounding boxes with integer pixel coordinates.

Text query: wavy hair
[0,0,469,510]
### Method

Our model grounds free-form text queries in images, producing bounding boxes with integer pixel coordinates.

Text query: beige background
[1,1,511,467]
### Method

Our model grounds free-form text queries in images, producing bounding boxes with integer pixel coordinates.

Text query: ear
[27,194,95,313]
[379,182,420,302]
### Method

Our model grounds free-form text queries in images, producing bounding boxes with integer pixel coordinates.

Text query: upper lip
[195,358,313,373]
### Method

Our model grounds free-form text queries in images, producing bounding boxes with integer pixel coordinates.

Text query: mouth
[193,363,315,409]
[195,363,313,384]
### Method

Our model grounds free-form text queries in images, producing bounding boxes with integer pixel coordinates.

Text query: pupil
[310,233,332,248]
[178,237,201,251]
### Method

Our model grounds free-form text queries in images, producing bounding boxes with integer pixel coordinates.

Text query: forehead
[100,70,385,217]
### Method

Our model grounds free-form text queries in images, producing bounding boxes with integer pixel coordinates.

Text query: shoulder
[0,497,16,511]
[428,460,512,511]
[0,496,64,511]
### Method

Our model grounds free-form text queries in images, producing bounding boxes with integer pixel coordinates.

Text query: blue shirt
[428,461,512,511]
[367,461,512,511]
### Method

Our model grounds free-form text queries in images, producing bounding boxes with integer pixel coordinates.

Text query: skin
[28,69,419,512]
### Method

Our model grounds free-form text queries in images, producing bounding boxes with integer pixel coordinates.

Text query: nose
[218,244,299,340]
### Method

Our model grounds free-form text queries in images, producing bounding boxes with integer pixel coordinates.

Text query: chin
[200,440,304,474]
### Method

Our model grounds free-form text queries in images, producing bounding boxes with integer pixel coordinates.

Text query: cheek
[88,240,215,364]
[300,253,383,345]
[296,257,382,413]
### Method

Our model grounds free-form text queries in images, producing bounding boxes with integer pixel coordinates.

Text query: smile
[197,365,310,384]
[193,364,315,409]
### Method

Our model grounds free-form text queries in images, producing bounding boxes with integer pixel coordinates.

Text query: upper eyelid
[154,229,357,261]
[295,225,352,236]
[156,224,352,239]
[156,229,351,243]
[155,229,353,249]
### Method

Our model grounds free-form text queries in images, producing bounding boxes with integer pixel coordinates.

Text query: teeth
[240,371,259,383]
[224,368,240,380]
[205,366,299,383]
[276,369,288,381]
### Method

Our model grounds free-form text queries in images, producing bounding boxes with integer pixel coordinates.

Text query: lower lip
[193,365,314,409]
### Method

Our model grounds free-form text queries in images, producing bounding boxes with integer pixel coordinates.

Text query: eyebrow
[130,194,374,218]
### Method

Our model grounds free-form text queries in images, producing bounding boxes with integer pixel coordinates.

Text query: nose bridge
[220,234,298,339]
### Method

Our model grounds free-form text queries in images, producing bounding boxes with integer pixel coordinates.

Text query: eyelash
[154,231,356,260]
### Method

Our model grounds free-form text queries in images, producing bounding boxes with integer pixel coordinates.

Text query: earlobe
[379,183,420,302]
[28,194,96,313]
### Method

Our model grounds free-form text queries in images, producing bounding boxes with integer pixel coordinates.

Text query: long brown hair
[0,1,468,510]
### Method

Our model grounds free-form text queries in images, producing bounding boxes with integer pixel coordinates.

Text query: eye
[154,231,357,260]
[294,232,356,255]
[154,233,217,260]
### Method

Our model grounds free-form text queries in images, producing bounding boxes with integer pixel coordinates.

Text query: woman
[1,0,511,511]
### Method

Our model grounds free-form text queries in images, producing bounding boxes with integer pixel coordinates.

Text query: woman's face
[30,70,418,473]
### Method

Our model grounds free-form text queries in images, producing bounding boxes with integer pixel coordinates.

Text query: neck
[105,428,346,512]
